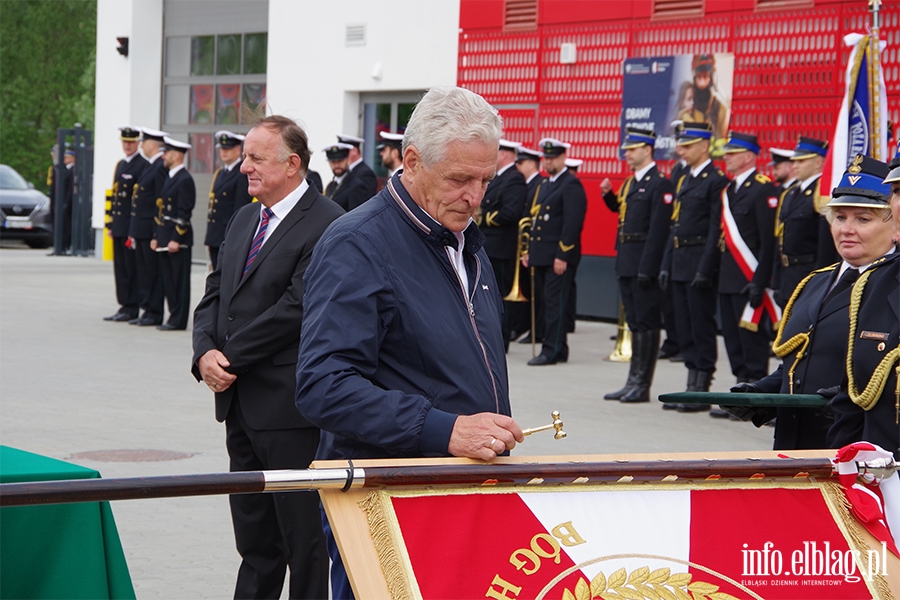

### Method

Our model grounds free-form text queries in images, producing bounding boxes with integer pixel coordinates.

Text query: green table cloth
[0,446,135,599]
[658,391,827,407]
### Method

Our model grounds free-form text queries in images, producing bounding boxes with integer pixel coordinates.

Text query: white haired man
[296,86,523,598]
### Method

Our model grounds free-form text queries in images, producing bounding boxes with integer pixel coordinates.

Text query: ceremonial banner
[320,453,899,600]
[620,54,734,160]
[821,32,889,199]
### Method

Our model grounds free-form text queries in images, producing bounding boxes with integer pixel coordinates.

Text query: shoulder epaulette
[717,169,725,177]
[754,173,771,184]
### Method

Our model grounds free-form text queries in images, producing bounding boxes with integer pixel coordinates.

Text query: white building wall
[92,0,163,231]
[266,0,460,176]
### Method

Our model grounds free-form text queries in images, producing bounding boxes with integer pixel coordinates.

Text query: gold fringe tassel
[358,491,415,600]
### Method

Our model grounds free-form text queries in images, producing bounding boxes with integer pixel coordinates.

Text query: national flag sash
[720,184,782,331]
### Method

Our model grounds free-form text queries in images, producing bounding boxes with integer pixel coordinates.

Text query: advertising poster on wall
[620,54,734,160]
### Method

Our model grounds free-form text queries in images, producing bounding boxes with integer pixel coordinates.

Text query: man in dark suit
[479,139,527,350]
[192,115,343,599]
[59,149,76,253]
[602,127,674,403]
[338,133,378,196]
[659,122,729,407]
[152,137,195,331]
[713,132,778,416]
[523,137,587,366]
[104,127,148,321]
[128,128,169,326]
[323,143,371,211]
[205,131,253,270]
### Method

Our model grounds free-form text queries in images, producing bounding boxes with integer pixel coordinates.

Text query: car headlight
[35,200,50,213]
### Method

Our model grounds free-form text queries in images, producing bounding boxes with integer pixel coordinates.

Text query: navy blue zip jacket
[296,173,511,460]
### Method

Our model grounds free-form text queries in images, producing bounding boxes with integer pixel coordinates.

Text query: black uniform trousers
[672,281,717,373]
[159,248,191,329]
[490,256,515,349]
[719,292,770,381]
[209,245,221,272]
[534,257,579,361]
[660,285,680,353]
[565,264,579,332]
[226,398,328,599]
[619,276,662,332]
[112,236,139,317]
[134,238,164,321]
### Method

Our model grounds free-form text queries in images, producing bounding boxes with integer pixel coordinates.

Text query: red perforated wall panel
[458,0,900,257]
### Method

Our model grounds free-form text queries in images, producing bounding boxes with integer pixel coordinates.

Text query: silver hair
[402,86,502,167]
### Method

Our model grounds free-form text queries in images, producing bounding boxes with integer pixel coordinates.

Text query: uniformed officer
[773,136,837,307]
[151,137,195,331]
[731,155,897,450]
[769,147,797,194]
[377,131,404,179]
[337,133,378,198]
[563,157,584,333]
[601,128,674,402]
[104,126,148,322]
[660,124,689,361]
[128,127,169,326]
[659,122,729,407]
[712,132,779,417]
[205,131,253,270]
[523,138,587,365]
[828,155,900,455]
[479,139,528,351]
[323,143,371,211]
[512,146,545,343]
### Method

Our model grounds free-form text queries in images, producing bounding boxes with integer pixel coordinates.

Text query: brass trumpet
[503,217,534,303]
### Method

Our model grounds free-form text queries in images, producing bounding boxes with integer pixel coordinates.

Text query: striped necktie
[243,207,273,278]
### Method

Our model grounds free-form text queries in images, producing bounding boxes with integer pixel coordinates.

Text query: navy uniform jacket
[154,168,196,247]
[754,264,850,449]
[524,175,544,218]
[718,171,778,294]
[775,176,839,298]
[351,160,378,196]
[828,252,900,455]
[479,165,527,260]
[663,161,729,282]
[204,162,253,249]
[609,164,674,278]
[110,154,148,238]
[326,168,372,212]
[128,157,168,239]
[528,169,587,267]
[670,161,689,188]
[295,174,510,460]
[306,170,323,194]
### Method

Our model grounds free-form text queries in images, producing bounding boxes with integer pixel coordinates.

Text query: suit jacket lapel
[813,269,847,321]
[235,185,317,290]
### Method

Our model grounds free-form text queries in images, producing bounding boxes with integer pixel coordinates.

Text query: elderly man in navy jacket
[296,86,523,599]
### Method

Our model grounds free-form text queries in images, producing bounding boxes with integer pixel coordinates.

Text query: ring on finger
[489,437,497,451]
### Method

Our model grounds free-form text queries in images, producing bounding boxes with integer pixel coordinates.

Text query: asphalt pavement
[0,243,774,597]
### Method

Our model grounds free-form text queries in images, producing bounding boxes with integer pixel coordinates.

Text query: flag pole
[868,0,883,159]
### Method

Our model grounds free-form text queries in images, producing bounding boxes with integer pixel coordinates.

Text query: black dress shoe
[518,334,542,344]
[668,353,685,362]
[156,323,185,331]
[105,311,135,322]
[128,317,142,325]
[527,354,557,366]
[677,403,711,413]
[709,407,731,418]
[136,316,163,327]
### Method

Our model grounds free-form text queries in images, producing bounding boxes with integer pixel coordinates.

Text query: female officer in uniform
[827,155,900,457]
[730,155,896,450]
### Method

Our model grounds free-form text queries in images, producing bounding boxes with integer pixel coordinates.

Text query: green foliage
[0,0,97,193]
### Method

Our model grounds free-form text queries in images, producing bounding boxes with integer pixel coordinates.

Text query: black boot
[604,337,639,400]
[666,368,698,410]
[621,331,659,403]
[678,370,712,412]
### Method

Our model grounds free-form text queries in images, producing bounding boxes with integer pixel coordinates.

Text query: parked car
[0,164,53,248]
